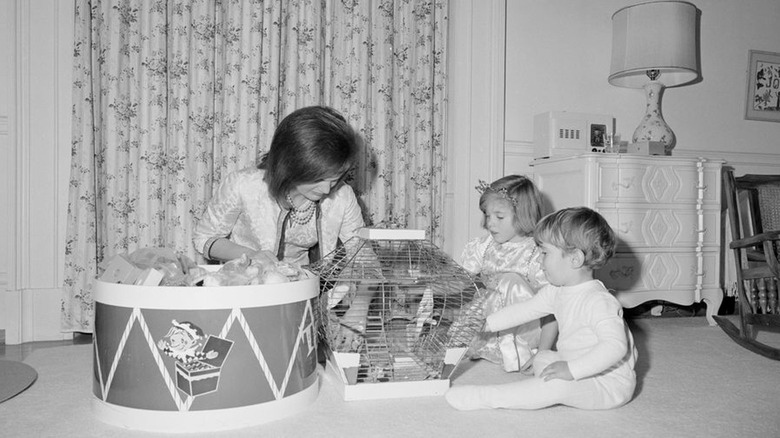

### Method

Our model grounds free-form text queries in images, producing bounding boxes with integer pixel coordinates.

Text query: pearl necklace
[285,194,316,226]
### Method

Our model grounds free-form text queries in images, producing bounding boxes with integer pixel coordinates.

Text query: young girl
[461,175,557,373]
[447,207,637,411]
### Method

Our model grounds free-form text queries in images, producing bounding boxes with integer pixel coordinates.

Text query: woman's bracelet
[203,237,222,260]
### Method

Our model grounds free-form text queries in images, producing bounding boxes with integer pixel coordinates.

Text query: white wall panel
[2,0,73,344]
[444,0,506,259]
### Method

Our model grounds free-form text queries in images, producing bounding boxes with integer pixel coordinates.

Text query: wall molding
[679,150,780,174]
[504,140,780,177]
[504,139,533,157]
[14,0,29,293]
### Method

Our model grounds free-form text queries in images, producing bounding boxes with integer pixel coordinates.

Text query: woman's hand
[539,360,573,381]
[249,249,277,265]
[208,238,267,263]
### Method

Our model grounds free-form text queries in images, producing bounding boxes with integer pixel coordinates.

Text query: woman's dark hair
[259,106,360,202]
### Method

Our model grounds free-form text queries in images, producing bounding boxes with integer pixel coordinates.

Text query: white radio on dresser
[533,111,615,158]
[531,154,723,325]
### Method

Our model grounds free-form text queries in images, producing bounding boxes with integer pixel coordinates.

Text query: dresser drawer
[600,207,720,248]
[595,250,719,292]
[597,162,719,205]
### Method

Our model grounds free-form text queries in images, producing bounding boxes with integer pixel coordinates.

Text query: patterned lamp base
[632,81,675,155]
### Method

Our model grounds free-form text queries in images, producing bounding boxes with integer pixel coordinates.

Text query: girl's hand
[539,361,573,381]
[336,321,365,351]
[520,353,536,375]
[335,308,367,351]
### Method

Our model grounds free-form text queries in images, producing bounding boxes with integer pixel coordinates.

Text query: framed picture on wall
[745,50,780,122]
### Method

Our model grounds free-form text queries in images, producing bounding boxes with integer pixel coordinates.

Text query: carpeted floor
[0,315,778,438]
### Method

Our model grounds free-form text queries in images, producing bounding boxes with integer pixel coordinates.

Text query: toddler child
[447,207,637,410]
[461,175,557,372]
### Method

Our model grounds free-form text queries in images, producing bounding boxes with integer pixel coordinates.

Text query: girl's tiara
[475,180,517,206]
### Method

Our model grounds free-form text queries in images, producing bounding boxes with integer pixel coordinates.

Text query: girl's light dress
[460,234,548,372]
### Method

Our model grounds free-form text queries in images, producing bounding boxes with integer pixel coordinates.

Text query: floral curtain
[62,0,448,333]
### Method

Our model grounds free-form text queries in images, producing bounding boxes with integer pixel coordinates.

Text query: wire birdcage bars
[308,229,485,399]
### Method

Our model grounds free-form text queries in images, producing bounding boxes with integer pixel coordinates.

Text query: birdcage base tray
[325,357,451,401]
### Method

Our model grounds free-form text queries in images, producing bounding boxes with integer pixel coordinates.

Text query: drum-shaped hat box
[92,270,319,433]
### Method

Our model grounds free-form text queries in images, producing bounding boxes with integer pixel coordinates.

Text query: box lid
[199,335,234,367]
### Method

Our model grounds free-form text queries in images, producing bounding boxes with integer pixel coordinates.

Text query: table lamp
[608,1,699,155]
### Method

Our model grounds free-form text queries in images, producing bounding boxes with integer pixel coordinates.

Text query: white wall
[504,0,780,176]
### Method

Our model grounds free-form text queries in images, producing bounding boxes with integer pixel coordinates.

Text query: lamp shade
[609,1,699,88]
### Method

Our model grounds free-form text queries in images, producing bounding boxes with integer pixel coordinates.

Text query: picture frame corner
[744,49,780,123]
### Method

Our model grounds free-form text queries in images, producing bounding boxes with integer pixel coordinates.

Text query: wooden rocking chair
[713,169,780,360]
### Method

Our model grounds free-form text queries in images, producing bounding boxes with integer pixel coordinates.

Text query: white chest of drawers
[531,154,723,325]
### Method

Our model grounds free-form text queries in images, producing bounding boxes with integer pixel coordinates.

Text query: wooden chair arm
[729,230,780,249]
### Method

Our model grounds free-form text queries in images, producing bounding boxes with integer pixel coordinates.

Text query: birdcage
[308,228,485,400]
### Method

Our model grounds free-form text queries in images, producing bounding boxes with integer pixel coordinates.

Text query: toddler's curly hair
[534,207,617,270]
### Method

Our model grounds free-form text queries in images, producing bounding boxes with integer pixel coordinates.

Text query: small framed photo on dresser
[745,50,780,122]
